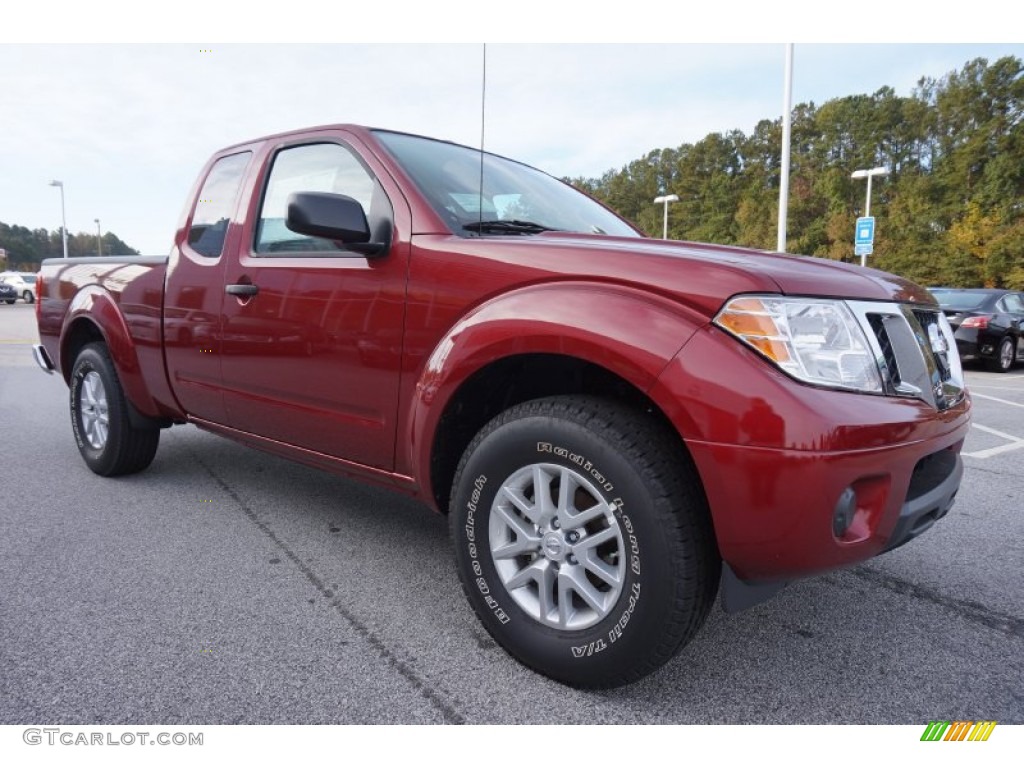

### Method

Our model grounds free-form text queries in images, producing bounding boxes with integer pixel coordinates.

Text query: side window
[255,143,382,254]
[1003,293,1024,313]
[187,152,252,258]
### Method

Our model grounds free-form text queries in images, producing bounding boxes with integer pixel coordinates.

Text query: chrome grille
[846,301,966,411]
[866,314,901,388]
[912,309,951,380]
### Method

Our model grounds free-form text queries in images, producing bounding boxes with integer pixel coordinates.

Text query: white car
[0,272,37,303]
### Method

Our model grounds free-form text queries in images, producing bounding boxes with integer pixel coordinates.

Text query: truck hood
[517,233,934,317]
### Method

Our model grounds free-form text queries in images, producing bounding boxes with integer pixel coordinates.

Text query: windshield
[935,291,991,311]
[374,131,640,238]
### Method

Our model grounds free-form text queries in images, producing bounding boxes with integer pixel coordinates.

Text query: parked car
[0,282,17,304]
[929,287,1024,372]
[0,272,37,303]
[34,124,970,688]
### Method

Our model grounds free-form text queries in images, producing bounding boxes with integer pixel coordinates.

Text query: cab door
[163,150,253,423]
[218,132,409,470]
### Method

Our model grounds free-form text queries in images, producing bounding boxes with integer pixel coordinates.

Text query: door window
[255,143,386,254]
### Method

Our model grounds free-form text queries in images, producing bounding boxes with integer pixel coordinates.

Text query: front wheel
[450,396,719,688]
[70,343,160,476]
[23,291,34,304]
[986,336,1016,373]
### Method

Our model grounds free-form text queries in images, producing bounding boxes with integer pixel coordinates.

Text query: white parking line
[964,423,1024,460]
[972,423,1023,442]
[970,392,1024,408]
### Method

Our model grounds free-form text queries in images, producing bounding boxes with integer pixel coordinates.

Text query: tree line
[570,56,1024,289]
[0,222,139,270]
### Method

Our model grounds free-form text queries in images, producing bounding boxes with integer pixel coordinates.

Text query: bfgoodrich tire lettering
[450,396,719,688]
[70,342,160,476]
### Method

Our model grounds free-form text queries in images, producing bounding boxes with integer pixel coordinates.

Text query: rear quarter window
[187,152,252,258]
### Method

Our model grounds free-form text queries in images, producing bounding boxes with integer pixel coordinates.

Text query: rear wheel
[986,336,1015,373]
[70,343,160,476]
[450,396,719,688]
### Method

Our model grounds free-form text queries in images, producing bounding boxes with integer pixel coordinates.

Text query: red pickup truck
[34,124,970,688]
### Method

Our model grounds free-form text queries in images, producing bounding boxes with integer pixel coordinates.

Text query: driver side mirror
[286,192,386,256]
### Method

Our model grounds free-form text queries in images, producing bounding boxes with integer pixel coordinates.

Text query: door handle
[225,284,259,297]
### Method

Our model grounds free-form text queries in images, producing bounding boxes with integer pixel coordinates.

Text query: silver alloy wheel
[1000,338,1014,370]
[489,463,625,630]
[80,371,110,449]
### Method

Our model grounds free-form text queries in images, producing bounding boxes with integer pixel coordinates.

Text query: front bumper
[650,322,971,592]
[883,446,962,553]
[716,443,964,613]
[686,425,967,585]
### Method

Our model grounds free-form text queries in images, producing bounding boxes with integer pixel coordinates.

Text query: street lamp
[94,219,102,257]
[49,180,69,259]
[653,194,679,240]
[850,166,889,267]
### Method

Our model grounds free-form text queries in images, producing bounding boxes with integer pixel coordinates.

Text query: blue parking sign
[855,216,875,246]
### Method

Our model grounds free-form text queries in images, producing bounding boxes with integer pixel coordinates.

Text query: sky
[1,6,1022,256]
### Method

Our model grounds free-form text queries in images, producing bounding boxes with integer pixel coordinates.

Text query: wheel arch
[60,287,163,420]
[404,283,710,514]
[432,353,698,515]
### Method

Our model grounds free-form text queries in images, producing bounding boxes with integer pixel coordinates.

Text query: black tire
[69,343,160,476]
[23,291,34,304]
[4,299,13,305]
[450,396,719,688]
[986,336,1015,373]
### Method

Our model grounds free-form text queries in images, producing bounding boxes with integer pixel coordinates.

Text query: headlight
[714,295,883,393]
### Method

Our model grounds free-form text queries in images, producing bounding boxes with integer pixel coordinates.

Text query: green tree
[0,221,140,269]
[570,55,1024,288]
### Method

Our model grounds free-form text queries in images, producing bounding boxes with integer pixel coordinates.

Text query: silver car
[0,272,37,303]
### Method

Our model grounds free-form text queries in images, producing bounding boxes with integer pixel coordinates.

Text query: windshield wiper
[463,219,557,235]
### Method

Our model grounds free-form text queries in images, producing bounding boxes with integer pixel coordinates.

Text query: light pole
[94,219,102,257]
[653,194,679,240]
[851,166,889,267]
[49,180,69,259]
[777,43,794,252]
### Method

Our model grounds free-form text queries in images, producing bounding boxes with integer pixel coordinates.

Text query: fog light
[833,487,857,537]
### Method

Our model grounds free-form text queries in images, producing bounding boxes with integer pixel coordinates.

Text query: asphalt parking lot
[1,302,1021,724]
